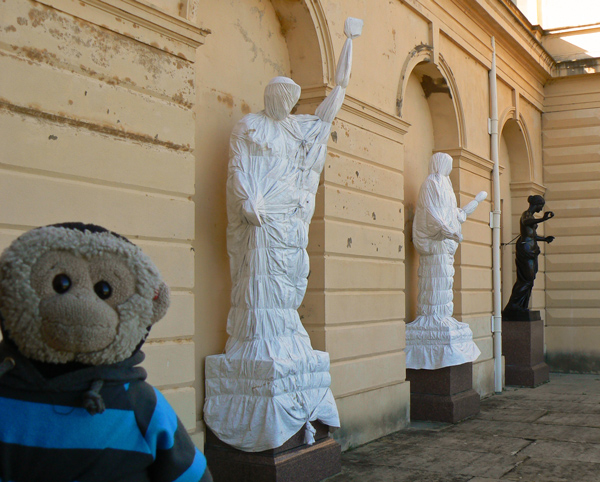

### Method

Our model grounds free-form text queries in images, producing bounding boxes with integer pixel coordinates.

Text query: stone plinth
[204,422,341,482]
[502,311,549,387]
[406,362,480,423]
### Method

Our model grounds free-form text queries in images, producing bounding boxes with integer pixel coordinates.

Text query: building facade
[1,0,599,451]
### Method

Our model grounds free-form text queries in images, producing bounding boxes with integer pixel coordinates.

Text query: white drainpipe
[489,37,503,394]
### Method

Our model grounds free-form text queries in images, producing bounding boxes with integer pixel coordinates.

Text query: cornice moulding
[510,181,546,195]
[300,85,410,141]
[36,0,210,60]
[439,148,503,178]
[452,0,554,79]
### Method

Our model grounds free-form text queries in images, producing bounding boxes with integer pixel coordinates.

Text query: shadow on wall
[547,352,600,374]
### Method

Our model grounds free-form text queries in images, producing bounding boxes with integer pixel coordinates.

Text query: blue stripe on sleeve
[0,396,150,454]
[144,388,179,456]
[173,449,208,482]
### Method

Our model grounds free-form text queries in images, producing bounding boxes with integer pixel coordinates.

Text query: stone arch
[399,45,467,321]
[499,113,537,306]
[396,47,465,149]
[271,0,333,88]
[500,113,534,183]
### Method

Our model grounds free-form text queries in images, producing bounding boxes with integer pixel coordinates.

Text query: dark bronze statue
[503,195,554,320]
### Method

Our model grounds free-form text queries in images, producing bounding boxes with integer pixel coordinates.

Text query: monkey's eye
[52,274,71,294]
[94,281,112,300]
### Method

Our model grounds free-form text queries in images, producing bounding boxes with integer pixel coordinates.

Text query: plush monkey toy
[0,223,212,482]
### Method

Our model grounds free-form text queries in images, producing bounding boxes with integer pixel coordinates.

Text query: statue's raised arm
[458,190,488,222]
[315,17,363,123]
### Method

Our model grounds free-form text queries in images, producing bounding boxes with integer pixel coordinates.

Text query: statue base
[501,308,541,322]
[406,362,480,423]
[502,312,549,387]
[204,422,341,482]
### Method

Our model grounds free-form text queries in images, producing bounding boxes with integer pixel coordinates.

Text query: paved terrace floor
[328,373,600,482]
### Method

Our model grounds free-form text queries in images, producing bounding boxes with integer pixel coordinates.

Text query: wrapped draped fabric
[406,153,486,370]
[204,18,363,453]
[264,77,301,121]
[315,17,363,123]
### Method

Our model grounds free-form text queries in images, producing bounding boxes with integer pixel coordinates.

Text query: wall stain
[547,353,600,374]
[347,238,352,248]
[172,92,192,108]
[217,93,234,109]
[18,4,193,105]
[17,46,59,64]
[5,25,16,32]
[0,100,191,151]
[234,20,285,74]
[29,7,49,28]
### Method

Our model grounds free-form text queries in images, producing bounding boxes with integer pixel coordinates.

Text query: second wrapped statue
[406,152,487,370]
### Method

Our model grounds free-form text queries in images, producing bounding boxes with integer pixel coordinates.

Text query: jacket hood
[0,340,147,393]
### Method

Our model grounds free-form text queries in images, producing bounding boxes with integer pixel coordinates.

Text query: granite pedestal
[204,422,341,482]
[502,310,550,387]
[406,362,480,423]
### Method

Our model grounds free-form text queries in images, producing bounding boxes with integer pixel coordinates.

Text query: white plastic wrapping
[204,18,363,453]
[406,153,487,370]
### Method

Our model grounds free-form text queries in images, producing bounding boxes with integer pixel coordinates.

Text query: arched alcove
[195,0,330,416]
[499,116,535,306]
[400,54,463,322]
[397,49,465,149]
[502,116,533,183]
[271,0,333,88]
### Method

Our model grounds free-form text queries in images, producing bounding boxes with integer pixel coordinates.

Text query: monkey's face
[31,251,136,354]
[0,225,170,365]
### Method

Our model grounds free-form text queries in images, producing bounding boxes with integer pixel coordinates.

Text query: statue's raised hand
[461,191,487,217]
[344,17,363,39]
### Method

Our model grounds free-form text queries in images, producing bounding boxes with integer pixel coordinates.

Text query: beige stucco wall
[191,0,553,450]
[544,73,600,373]
[193,0,292,446]
[10,0,599,454]
[0,0,206,434]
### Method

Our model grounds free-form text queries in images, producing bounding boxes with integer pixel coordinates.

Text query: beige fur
[0,226,170,365]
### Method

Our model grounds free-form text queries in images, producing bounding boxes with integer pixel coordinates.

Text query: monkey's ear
[151,282,170,324]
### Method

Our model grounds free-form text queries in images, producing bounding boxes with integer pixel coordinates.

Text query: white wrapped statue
[406,152,487,370]
[204,18,363,452]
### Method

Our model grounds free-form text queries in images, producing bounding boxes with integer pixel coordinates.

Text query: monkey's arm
[134,384,211,481]
[315,17,363,123]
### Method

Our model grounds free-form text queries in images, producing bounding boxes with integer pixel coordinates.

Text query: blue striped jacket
[0,342,209,482]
